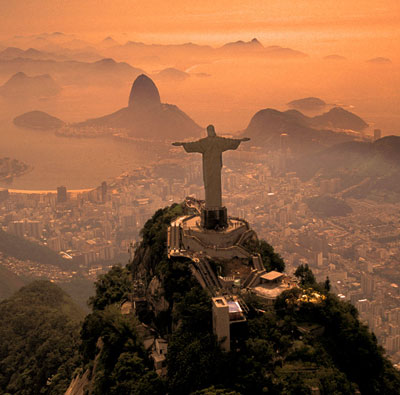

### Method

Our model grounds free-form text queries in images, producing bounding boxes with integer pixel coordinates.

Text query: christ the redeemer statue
[173,125,250,229]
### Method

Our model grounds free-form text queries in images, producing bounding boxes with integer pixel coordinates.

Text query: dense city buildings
[0,146,399,364]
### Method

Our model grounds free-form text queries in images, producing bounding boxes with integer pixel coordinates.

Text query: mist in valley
[1,3,400,392]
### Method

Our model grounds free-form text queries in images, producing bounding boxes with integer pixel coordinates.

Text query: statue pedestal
[201,207,227,229]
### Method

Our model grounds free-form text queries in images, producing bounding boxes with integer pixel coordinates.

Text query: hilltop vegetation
[305,196,353,218]
[0,281,84,394]
[293,136,400,202]
[0,228,68,268]
[68,204,400,394]
[0,264,26,300]
[1,206,397,394]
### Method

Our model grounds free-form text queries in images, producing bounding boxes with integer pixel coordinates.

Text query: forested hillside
[0,281,84,394]
[1,205,399,394]
[0,229,67,268]
[66,204,400,394]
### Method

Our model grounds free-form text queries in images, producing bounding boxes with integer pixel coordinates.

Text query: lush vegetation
[167,287,224,394]
[246,238,285,272]
[0,264,26,300]
[0,281,84,394]
[0,157,29,180]
[6,203,398,394]
[80,305,164,395]
[136,203,184,277]
[305,195,352,218]
[58,275,95,313]
[0,229,67,268]
[89,265,132,311]
[79,264,164,394]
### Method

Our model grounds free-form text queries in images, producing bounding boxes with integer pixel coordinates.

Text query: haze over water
[0,120,152,190]
[0,0,398,189]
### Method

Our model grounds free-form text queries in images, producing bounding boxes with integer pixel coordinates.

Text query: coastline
[6,188,95,195]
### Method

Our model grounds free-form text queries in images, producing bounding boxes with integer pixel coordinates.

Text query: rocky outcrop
[77,74,202,140]
[128,73,161,108]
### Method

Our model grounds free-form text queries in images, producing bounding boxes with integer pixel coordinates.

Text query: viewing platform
[168,213,255,260]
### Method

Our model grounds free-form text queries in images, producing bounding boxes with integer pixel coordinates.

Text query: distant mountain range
[0,71,61,97]
[242,107,368,153]
[296,136,400,178]
[0,32,103,60]
[366,57,392,64]
[0,44,103,62]
[152,67,190,81]
[293,136,400,200]
[287,97,326,112]
[323,54,347,61]
[104,37,308,66]
[76,74,202,139]
[220,38,264,51]
[0,46,67,61]
[219,39,307,57]
[0,57,143,85]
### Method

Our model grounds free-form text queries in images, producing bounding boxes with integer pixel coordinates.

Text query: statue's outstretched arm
[222,136,250,151]
[179,141,204,153]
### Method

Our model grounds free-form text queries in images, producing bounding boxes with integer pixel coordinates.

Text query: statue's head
[207,124,217,137]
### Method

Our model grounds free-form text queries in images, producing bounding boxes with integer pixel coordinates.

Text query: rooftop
[261,271,284,281]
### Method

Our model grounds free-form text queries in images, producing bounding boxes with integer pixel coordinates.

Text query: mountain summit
[77,74,201,140]
[242,106,367,153]
[128,73,161,109]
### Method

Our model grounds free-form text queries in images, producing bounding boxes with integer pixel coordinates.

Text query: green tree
[245,239,285,272]
[324,276,331,292]
[89,265,132,311]
[83,306,164,395]
[167,287,225,394]
[294,264,316,286]
[192,386,241,395]
[0,281,83,395]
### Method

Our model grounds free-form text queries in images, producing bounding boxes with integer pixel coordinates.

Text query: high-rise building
[279,133,289,172]
[26,220,43,239]
[374,129,382,141]
[57,186,67,203]
[361,272,375,298]
[101,181,108,202]
[0,189,9,202]
[8,220,25,238]
[212,297,230,352]
[280,133,289,152]
[316,251,323,267]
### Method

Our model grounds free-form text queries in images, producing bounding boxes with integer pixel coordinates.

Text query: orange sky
[1,0,399,42]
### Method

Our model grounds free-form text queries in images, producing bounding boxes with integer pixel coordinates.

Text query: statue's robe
[182,136,242,208]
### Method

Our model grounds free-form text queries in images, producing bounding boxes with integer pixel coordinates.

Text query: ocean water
[0,120,153,190]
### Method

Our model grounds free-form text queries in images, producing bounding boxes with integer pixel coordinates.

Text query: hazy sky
[1,0,399,44]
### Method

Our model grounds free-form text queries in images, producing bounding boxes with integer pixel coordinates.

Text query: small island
[13,110,65,130]
[0,157,32,182]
